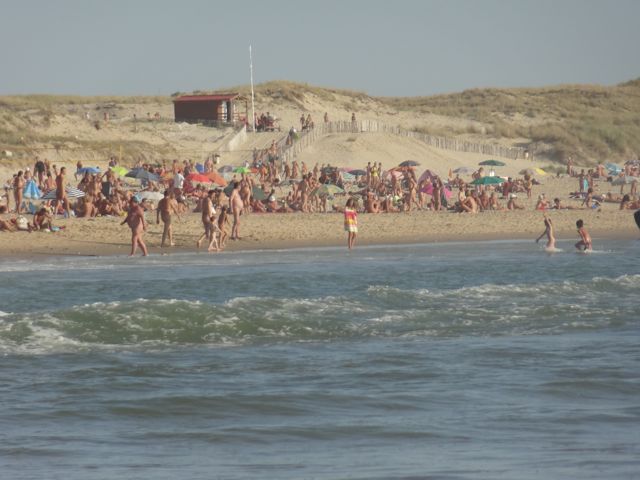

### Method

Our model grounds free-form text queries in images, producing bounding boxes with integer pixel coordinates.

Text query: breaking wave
[1,274,637,355]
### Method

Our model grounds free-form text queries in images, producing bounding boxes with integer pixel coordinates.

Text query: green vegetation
[2,79,639,165]
[379,80,640,163]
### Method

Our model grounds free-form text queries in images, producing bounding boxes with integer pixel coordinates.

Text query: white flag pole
[249,45,256,132]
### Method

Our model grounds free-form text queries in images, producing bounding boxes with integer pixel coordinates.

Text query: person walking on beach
[157,189,180,247]
[121,197,148,256]
[197,189,218,250]
[574,219,592,252]
[344,198,358,250]
[535,213,556,250]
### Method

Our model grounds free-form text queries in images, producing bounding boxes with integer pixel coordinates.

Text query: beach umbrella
[606,162,622,174]
[470,176,505,186]
[136,191,164,202]
[252,186,268,201]
[341,172,356,182]
[234,166,251,174]
[611,176,639,186]
[22,180,42,200]
[110,166,129,177]
[453,167,472,174]
[206,171,228,186]
[223,183,235,197]
[41,186,86,200]
[350,169,366,177]
[186,173,212,184]
[479,160,506,167]
[418,169,437,183]
[535,167,547,175]
[77,166,101,175]
[195,163,205,173]
[399,160,420,168]
[125,169,159,182]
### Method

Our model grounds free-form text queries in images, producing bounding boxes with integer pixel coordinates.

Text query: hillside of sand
[2,79,640,182]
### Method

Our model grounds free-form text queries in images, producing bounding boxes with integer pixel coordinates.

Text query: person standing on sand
[13,171,24,214]
[229,182,244,240]
[535,213,556,250]
[55,167,71,217]
[344,198,358,250]
[575,219,592,252]
[121,197,148,256]
[157,189,180,247]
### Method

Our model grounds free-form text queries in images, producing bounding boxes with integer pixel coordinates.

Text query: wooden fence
[277,120,527,167]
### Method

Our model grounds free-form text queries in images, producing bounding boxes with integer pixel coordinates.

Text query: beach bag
[16,215,29,231]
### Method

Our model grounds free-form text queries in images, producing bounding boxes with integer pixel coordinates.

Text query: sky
[1,0,639,97]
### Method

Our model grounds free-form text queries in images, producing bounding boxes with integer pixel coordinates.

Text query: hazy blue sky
[1,0,639,97]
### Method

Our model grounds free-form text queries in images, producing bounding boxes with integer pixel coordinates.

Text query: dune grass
[2,79,639,165]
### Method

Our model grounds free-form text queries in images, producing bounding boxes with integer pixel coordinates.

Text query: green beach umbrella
[470,176,505,186]
[479,160,506,167]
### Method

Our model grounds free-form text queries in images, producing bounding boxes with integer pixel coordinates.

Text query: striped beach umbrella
[41,186,86,200]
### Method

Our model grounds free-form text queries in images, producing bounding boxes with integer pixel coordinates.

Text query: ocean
[1,239,639,479]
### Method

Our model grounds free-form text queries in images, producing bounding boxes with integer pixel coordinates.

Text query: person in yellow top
[344,198,358,250]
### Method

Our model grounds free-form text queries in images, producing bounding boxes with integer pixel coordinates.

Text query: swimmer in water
[535,213,556,250]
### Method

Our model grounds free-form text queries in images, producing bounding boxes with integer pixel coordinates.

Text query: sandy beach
[1,176,637,258]
[1,97,638,258]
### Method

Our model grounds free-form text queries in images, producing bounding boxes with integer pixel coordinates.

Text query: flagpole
[249,45,256,132]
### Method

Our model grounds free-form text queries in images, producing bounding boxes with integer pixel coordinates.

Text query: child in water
[575,219,592,252]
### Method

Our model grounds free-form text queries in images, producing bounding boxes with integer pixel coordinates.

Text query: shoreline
[1,209,637,260]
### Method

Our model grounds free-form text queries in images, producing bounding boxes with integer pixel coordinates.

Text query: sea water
[0,239,639,479]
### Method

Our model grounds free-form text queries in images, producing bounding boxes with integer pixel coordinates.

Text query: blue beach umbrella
[77,166,101,175]
[23,180,42,200]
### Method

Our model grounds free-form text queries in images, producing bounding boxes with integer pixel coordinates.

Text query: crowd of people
[2,150,639,253]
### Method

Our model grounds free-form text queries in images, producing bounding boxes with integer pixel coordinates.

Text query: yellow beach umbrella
[110,165,129,177]
[535,168,547,176]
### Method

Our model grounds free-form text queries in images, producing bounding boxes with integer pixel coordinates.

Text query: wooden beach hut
[173,93,248,127]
